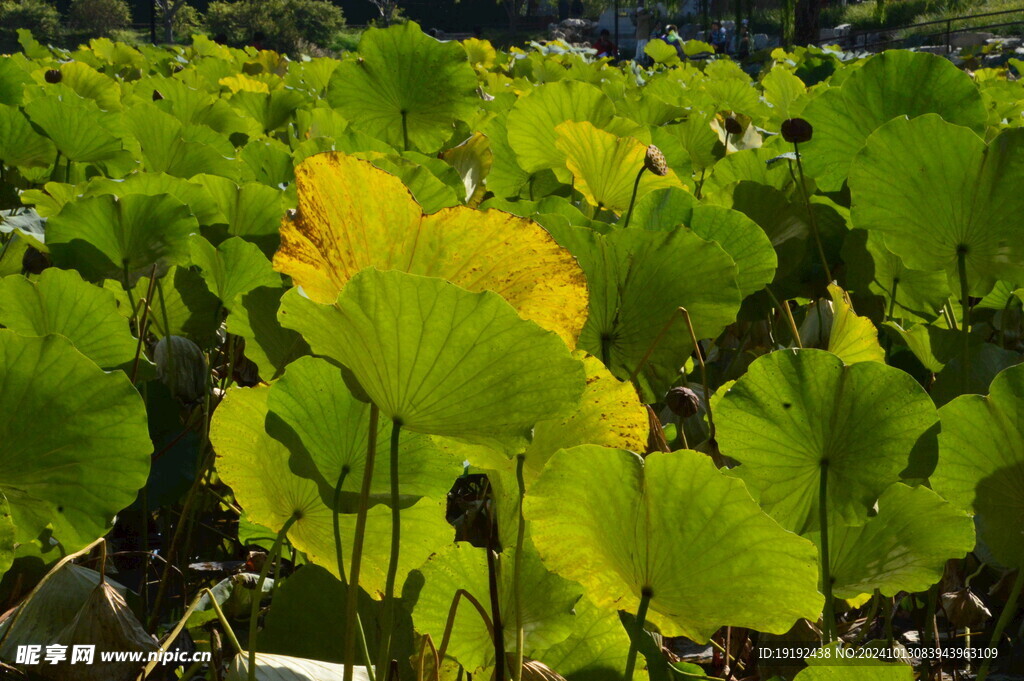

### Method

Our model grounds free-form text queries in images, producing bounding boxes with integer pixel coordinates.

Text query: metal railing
[814,7,1024,52]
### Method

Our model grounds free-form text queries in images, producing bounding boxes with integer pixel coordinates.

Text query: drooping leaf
[0,331,151,550]
[716,349,938,533]
[273,153,588,346]
[525,446,823,641]
[227,652,371,681]
[824,284,885,365]
[279,269,585,449]
[931,363,1024,568]
[554,121,684,213]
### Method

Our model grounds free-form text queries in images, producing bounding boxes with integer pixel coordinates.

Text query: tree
[368,0,399,26]
[155,0,190,42]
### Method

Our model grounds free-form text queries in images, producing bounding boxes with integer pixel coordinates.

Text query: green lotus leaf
[0,268,138,370]
[717,349,938,533]
[57,61,122,111]
[360,153,461,214]
[761,65,808,123]
[547,222,741,401]
[191,175,285,256]
[931,363,1024,568]
[816,483,974,599]
[0,57,31,106]
[531,595,634,681]
[412,542,582,674]
[279,268,585,448]
[801,51,987,191]
[842,229,951,324]
[210,385,452,596]
[227,286,310,382]
[268,356,460,501]
[630,187,777,298]
[506,80,616,175]
[326,22,478,152]
[229,88,306,134]
[189,235,281,311]
[849,116,1024,295]
[524,446,823,641]
[0,103,55,168]
[0,331,151,550]
[111,266,221,347]
[702,144,798,196]
[125,102,242,181]
[48,193,198,285]
[645,39,681,65]
[23,93,124,164]
[84,172,222,227]
[480,112,534,199]
[649,113,724,174]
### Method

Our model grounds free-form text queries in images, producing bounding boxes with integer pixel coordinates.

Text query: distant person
[707,21,727,53]
[593,29,618,59]
[631,0,655,64]
[737,22,751,59]
[662,23,683,57]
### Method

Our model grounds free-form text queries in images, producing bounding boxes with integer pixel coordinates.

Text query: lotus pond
[0,21,1022,681]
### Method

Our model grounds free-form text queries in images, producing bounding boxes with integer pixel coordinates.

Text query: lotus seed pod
[724,117,743,136]
[155,335,208,403]
[44,69,62,84]
[941,588,991,629]
[666,385,701,418]
[781,117,813,143]
[644,145,668,176]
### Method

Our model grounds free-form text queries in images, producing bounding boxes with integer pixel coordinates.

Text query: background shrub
[0,0,62,43]
[205,0,344,54]
[68,0,133,38]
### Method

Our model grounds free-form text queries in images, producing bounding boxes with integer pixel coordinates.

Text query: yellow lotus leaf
[554,120,685,213]
[523,352,649,478]
[219,74,271,94]
[273,152,588,346]
[462,37,497,70]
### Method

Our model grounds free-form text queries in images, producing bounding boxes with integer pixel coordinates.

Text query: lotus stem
[130,264,159,384]
[512,453,527,681]
[957,248,971,393]
[376,419,404,672]
[487,535,507,681]
[819,460,837,643]
[621,167,647,229]
[680,307,715,443]
[977,568,1024,681]
[788,144,832,283]
[765,287,803,349]
[437,589,496,662]
[248,514,299,681]
[624,587,653,681]
[334,468,378,681]
[343,403,380,681]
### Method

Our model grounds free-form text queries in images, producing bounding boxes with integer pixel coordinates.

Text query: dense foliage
[0,21,1023,681]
